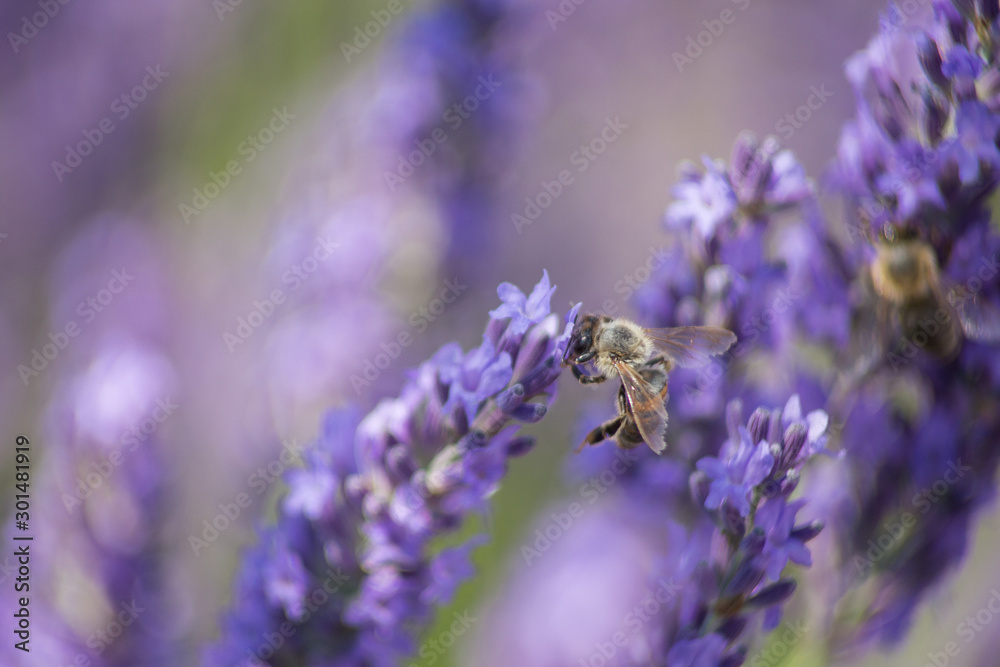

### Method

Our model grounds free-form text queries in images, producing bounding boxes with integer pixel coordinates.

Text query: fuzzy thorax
[593,318,653,377]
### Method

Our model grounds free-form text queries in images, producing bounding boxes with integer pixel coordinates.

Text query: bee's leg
[575,415,624,453]
[571,350,597,365]
[571,364,606,385]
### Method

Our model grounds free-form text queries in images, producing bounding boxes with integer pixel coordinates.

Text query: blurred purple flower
[4,219,183,666]
[832,0,1000,235]
[823,0,1000,649]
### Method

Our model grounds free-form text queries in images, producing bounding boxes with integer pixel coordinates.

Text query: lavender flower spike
[663,396,828,666]
[207,273,579,666]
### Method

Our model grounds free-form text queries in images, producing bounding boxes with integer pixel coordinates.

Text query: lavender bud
[747,407,770,445]
[766,407,783,444]
[720,647,749,667]
[496,383,526,413]
[760,476,784,499]
[720,498,746,539]
[978,0,999,23]
[779,469,800,496]
[386,445,416,483]
[937,157,962,201]
[780,423,808,470]
[716,615,748,641]
[690,470,712,507]
[722,560,764,598]
[729,132,776,206]
[434,374,450,406]
[458,429,488,451]
[916,36,945,89]
[511,319,555,381]
[485,316,506,347]
[953,0,977,22]
[948,8,970,44]
[730,132,760,180]
[873,97,904,141]
[453,402,471,435]
[921,90,949,144]
[505,436,536,457]
[740,528,766,557]
[790,520,824,543]
[518,357,557,395]
[745,578,797,609]
[509,402,547,423]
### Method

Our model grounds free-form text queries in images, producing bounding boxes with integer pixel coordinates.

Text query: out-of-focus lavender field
[4,1,1000,666]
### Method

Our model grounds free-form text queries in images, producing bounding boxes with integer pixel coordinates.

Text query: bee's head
[562,313,598,365]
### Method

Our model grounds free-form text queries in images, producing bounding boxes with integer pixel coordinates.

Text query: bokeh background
[3,0,1000,665]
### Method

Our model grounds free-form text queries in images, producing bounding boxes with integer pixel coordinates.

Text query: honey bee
[867,234,1000,363]
[562,314,737,454]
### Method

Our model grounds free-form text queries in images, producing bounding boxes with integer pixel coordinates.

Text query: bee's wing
[944,279,1000,343]
[614,361,668,454]
[643,326,737,368]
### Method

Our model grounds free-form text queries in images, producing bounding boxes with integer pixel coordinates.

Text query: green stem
[746,488,763,533]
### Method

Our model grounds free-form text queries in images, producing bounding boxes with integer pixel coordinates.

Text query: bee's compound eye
[574,336,590,353]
